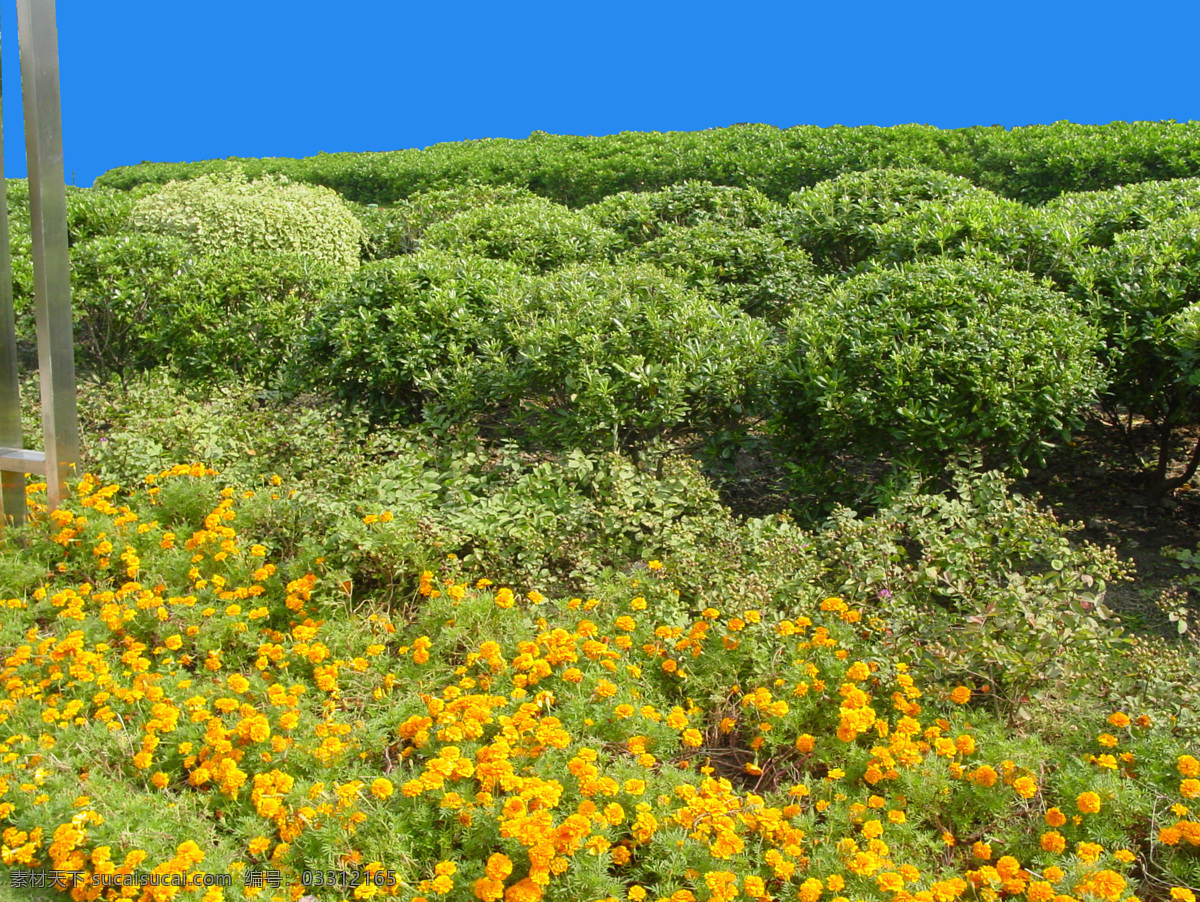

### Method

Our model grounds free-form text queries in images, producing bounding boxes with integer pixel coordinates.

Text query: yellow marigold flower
[473,878,504,901]
[248,836,271,856]
[1028,881,1055,902]
[971,765,998,787]
[1170,890,1196,902]
[484,853,512,881]
[1040,831,1066,854]
[972,841,992,860]
[1181,778,1200,799]
[1097,733,1118,748]
[1074,868,1125,902]
[1013,776,1038,799]
[1076,791,1102,814]
[682,729,703,748]
[227,674,250,693]
[1107,712,1131,728]
[370,778,394,800]
[1113,849,1136,864]
[950,686,972,704]
[877,872,904,893]
[1179,755,1200,778]
[647,560,663,570]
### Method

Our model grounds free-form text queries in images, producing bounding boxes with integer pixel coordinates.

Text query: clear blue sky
[2,0,1198,189]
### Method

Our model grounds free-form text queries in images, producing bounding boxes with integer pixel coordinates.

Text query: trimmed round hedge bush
[1041,177,1200,250]
[769,258,1104,502]
[1072,212,1200,491]
[352,182,543,260]
[69,233,194,381]
[625,221,826,324]
[582,180,782,247]
[871,190,1055,275]
[439,262,773,455]
[782,167,985,273]
[420,197,621,272]
[296,251,527,424]
[128,171,365,272]
[152,249,350,385]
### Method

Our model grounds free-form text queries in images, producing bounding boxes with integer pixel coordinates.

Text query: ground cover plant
[2,123,1200,902]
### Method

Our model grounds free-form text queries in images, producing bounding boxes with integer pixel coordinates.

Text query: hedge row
[95,120,1200,208]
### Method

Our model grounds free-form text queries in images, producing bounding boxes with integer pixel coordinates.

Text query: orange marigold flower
[950,686,972,705]
[1045,807,1066,827]
[1040,832,1066,854]
[1013,776,1038,799]
[1076,791,1102,814]
[1107,712,1131,728]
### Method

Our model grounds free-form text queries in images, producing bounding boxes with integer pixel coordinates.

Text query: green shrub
[626,222,826,323]
[7,182,148,354]
[869,189,1057,276]
[296,251,526,424]
[810,466,1133,726]
[352,183,543,260]
[68,233,194,381]
[1041,177,1200,249]
[439,262,772,456]
[420,197,621,271]
[1074,212,1200,493]
[128,171,365,272]
[781,167,985,273]
[768,258,1105,507]
[583,180,782,246]
[151,248,349,385]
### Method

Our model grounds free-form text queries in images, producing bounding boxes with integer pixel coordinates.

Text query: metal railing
[0,0,79,526]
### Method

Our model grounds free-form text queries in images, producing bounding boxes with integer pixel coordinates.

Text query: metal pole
[17,0,78,512]
[0,44,24,524]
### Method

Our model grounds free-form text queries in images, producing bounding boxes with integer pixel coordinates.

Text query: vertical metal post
[0,71,23,523]
[18,0,78,513]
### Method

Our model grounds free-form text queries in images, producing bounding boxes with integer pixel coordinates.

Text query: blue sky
[2,0,1198,189]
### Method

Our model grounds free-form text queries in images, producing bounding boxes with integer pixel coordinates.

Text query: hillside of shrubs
[0,122,1198,902]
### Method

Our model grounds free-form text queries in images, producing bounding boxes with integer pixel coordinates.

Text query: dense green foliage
[421,197,622,271]
[1073,212,1200,491]
[67,233,194,381]
[297,251,526,424]
[438,263,772,456]
[352,183,543,260]
[781,167,984,273]
[583,181,783,246]
[127,171,365,272]
[626,221,824,322]
[871,190,1058,275]
[769,259,1105,505]
[95,121,1200,208]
